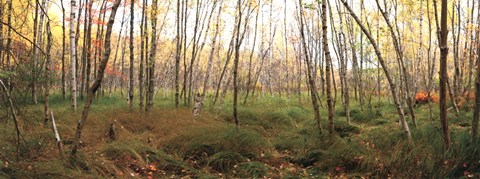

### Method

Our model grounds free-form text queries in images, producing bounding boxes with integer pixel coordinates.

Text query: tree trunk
[340,0,411,138]
[32,0,47,104]
[128,0,134,111]
[61,0,67,100]
[0,2,3,66]
[244,0,259,105]
[175,0,182,109]
[139,0,146,110]
[195,1,223,118]
[472,0,480,143]
[71,0,121,156]
[299,0,323,134]
[5,0,12,87]
[70,0,78,111]
[233,0,242,129]
[146,0,158,112]
[182,0,188,106]
[438,0,451,149]
[80,0,89,100]
[375,0,417,128]
[44,21,52,124]
[322,0,334,134]
[85,1,93,99]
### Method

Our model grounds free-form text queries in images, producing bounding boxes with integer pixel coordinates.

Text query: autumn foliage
[415,91,439,104]
[415,91,475,108]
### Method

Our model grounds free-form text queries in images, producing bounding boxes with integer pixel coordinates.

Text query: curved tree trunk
[71,0,122,156]
[340,0,411,139]
[299,0,323,134]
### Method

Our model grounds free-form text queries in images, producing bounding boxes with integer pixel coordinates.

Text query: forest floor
[0,93,479,178]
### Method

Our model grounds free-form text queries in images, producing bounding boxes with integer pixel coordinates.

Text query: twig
[0,151,12,164]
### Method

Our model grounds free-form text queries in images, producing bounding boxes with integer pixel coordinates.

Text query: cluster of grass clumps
[351,108,382,123]
[160,125,270,175]
[285,105,310,122]
[207,151,246,172]
[220,104,310,132]
[236,161,269,177]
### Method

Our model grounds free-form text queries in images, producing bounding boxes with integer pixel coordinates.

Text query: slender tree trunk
[80,0,89,100]
[44,22,52,124]
[61,0,67,100]
[33,0,47,104]
[322,0,334,134]
[6,0,12,87]
[111,10,126,95]
[416,0,424,93]
[465,0,476,94]
[472,0,480,143]
[244,1,259,105]
[340,0,411,138]
[299,0,323,134]
[146,0,158,112]
[175,0,182,109]
[182,0,188,106]
[233,0,242,129]
[195,1,223,117]
[438,0,451,149]
[70,0,78,111]
[71,0,121,156]
[120,35,127,95]
[426,0,435,121]
[375,0,417,128]
[74,0,83,90]
[128,0,134,111]
[213,27,236,106]
[139,0,146,109]
[85,1,93,97]
[0,2,3,66]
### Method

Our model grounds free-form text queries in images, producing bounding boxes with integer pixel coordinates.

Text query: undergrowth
[0,93,479,178]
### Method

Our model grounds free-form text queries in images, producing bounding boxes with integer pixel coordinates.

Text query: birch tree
[70,0,78,111]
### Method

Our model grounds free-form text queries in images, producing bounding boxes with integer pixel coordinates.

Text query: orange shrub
[415,91,438,104]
